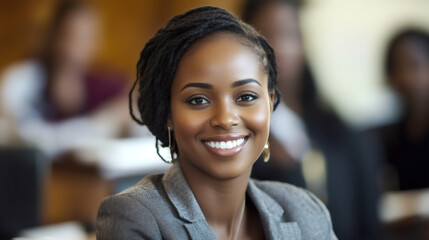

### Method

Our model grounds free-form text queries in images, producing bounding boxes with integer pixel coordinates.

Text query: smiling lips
[205,138,245,149]
[202,135,248,157]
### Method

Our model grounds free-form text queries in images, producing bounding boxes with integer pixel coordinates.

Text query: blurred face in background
[52,8,100,69]
[389,38,429,106]
[250,1,304,96]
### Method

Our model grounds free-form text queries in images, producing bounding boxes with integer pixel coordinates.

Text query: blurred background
[1,0,429,239]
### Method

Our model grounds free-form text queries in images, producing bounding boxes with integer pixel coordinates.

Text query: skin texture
[389,38,429,139]
[250,1,304,114]
[169,33,273,239]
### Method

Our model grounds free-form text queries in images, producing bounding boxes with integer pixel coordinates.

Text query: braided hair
[129,6,280,160]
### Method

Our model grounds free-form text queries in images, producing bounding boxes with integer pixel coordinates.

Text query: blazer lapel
[272,222,302,240]
[162,164,302,240]
[162,163,217,240]
[247,180,302,240]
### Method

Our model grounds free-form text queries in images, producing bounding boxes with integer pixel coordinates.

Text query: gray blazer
[97,163,337,240]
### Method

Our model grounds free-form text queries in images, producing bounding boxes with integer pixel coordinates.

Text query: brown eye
[237,94,258,102]
[188,97,209,105]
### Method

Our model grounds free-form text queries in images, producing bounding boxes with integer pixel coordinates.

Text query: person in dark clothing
[242,0,381,239]
[374,29,429,190]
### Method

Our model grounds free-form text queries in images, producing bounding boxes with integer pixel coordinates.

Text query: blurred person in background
[0,0,131,158]
[375,29,429,190]
[242,0,380,239]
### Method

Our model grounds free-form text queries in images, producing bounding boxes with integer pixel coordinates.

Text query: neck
[179,160,249,239]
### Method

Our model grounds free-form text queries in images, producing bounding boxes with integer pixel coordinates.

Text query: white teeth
[205,138,246,150]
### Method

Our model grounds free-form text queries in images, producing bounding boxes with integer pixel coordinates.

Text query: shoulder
[252,179,322,207]
[96,174,164,240]
[251,180,337,239]
[1,60,43,85]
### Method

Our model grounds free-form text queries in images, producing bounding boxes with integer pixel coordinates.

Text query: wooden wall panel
[161,0,244,21]
[0,0,52,70]
[0,0,243,81]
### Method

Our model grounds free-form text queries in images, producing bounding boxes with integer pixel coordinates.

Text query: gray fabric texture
[96,162,337,240]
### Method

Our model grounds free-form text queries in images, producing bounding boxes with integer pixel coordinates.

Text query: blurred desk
[73,136,171,179]
[44,137,170,227]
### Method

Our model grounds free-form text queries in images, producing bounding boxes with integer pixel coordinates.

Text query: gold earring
[168,126,176,163]
[263,142,270,162]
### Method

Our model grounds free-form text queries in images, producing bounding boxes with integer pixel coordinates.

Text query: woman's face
[170,34,274,180]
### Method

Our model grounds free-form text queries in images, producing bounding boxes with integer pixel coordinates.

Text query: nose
[209,102,240,130]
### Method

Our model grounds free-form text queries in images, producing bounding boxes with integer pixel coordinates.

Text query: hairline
[177,31,269,86]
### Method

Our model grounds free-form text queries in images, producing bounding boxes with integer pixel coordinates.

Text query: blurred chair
[0,147,48,239]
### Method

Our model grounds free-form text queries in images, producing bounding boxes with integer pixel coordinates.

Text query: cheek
[242,102,271,139]
[171,103,206,144]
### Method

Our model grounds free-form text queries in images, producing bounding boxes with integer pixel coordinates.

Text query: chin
[204,158,254,181]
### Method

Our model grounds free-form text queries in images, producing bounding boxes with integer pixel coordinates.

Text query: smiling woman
[96,6,337,240]
[171,33,272,180]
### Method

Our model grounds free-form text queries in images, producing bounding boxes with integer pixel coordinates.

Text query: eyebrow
[180,83,213,92]
[232,78,262,88]
[180,78,261,92]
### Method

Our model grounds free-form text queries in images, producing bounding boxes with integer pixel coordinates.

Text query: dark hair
[384,28,429,77]
[129,6,280,161]
[242,0,299,23]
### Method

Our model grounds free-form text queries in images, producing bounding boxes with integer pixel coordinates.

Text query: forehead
[183,32,260,63]
[172,33,266,87]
